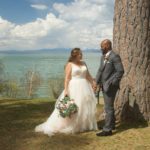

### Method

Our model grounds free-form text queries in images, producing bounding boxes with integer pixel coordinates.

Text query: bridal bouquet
[56,96,78,118]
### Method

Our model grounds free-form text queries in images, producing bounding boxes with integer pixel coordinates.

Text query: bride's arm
[84,62,95,85]
[86,71,95,85]
[64,63,72,96]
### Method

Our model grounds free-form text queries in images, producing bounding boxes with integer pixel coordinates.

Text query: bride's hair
[64,48,82,69]
[67,48,82,62]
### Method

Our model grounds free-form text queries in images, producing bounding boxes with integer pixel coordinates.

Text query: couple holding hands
[35,39,124,137]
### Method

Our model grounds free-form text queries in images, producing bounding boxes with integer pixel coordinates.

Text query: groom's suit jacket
[96,50,124,92]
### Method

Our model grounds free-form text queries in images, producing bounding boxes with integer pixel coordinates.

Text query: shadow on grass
[114,102,149,134]
[113,121,149,135]
[97,119,148,135]
[0,99,94,150]
[96,101,149,134]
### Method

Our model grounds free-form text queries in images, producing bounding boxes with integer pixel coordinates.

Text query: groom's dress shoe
[98,126,116,130]
[96,131,112,136]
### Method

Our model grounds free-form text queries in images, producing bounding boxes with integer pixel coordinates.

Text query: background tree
[0,60,5,95]
[4,79,19,98]
[0,60,19,98]
[113,0,150,121]
[22,69,42,99]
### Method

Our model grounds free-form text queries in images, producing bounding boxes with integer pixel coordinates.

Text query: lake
[0,50,102,98]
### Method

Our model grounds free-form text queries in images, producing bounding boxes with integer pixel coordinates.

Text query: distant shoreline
[0,48,100,55]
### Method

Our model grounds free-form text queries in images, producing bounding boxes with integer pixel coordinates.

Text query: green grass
[0,99,150,150]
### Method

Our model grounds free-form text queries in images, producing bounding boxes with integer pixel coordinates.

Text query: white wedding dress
[35,62,98,136]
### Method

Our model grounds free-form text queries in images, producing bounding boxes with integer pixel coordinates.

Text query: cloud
[0,14,68,50]
[0,0,114,50]
[31,4,48,10]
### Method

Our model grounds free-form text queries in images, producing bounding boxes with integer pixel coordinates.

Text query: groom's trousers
[102,85,118,132]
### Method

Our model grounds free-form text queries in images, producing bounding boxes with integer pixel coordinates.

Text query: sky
[0,0,115,51]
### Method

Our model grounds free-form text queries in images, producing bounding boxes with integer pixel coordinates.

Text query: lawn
[0,98,150,150]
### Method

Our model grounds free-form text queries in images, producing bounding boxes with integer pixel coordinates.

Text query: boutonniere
[104,56,109,61]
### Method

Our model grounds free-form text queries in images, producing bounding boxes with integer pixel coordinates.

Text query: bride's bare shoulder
[66,62,72,66]
[65,62,72,70]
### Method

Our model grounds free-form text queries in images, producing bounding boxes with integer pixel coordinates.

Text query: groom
[94,39,124,136]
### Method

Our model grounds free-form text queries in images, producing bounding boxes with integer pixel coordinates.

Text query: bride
[35,48,98,136]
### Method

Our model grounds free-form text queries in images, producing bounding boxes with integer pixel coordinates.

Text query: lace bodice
[71,63,87,79]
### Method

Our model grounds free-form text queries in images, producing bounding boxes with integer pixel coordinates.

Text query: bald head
[100,39,112,54]
[101,39,112,47]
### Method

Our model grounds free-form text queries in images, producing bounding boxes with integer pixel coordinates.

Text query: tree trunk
[113,0,150,121]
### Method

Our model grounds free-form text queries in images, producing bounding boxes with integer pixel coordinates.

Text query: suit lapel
[101,55,105,71]
[108,50,113,60]
[101,50,113,72]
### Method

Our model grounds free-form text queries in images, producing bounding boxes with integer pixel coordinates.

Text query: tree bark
[113,0,150,121]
